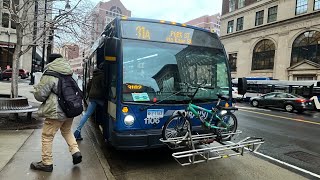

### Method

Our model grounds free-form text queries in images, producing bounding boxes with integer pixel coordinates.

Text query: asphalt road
[235,102,320,176]
[88,103,320,179]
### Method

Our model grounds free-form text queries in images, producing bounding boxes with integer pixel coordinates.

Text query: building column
[317,72,320,80]
[288,73,293,81]
[308,0,314,13]
[274,33,290,80]
[237,41,251,77]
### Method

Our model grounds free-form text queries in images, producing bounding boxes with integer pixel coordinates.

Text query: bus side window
[109,63,117,99]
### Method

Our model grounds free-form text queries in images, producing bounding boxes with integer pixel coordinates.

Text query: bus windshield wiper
[139,90,185,111]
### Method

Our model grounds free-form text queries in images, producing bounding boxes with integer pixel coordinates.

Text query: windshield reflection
[122,39,229,103]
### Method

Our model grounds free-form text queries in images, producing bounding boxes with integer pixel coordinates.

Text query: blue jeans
[75,99,103,132]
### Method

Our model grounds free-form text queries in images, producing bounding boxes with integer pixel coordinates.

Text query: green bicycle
[162,85,238,147]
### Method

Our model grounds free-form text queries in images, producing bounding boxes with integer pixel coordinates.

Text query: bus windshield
[122,39,230,103]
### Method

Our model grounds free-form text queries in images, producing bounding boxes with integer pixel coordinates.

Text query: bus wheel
[284,104,294,112]
[251,100,259,107]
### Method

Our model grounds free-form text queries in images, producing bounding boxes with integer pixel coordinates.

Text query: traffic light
[82,51,85,57]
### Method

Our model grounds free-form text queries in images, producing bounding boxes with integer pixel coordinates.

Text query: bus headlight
[220,110,227,115]
[124,115,135,126]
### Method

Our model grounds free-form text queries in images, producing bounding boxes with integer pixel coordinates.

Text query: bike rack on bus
[160,130,265,166]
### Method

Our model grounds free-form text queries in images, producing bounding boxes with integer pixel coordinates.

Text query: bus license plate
[147,109,164,119]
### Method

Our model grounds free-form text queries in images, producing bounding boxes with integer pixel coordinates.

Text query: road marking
[254,151,320,179]
[236,106,271,111]
[239,109,320,126]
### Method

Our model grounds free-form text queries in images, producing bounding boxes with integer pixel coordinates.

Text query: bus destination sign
[122,21,195,45]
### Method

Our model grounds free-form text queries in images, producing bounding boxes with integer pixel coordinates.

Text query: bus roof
[232,79,318,87]
[120,17,213,34]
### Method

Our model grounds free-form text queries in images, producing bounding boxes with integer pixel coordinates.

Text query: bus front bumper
[111,129,164,150]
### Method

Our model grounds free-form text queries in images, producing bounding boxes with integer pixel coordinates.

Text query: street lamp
[46,0,71,63]
[30,0,39,85]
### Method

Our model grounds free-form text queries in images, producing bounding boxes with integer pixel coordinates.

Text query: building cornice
[221,0,279,20]
[221,11,320,40]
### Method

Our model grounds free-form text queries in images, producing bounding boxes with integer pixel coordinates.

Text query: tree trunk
[11,25,23,98]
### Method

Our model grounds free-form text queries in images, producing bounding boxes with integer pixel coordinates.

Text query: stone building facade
[0,0,51,72]
[185,14,221,36]
[220,0,320,80]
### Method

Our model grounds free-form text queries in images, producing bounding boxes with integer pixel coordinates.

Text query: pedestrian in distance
[74,66,105,141]
[31,53,83,172]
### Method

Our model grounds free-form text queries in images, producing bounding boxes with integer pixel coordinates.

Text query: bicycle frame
[183,85,231,130]
[186,103,227,130]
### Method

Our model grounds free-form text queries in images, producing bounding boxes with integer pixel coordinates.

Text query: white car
[231,87,246,101]
[220,87,246,101]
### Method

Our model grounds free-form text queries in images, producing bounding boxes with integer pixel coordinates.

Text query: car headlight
[124,115,135,126]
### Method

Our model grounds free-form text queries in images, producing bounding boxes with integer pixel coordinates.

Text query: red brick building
[185,14,221,36]
[61,44,79,60]
[90,0,131,43]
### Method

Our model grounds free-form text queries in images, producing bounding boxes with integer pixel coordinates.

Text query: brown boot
[30,161,53,172]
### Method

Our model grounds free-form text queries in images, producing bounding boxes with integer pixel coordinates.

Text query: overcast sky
[94,0,222,23]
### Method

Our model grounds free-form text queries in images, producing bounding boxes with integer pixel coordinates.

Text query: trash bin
[34,72,43,85]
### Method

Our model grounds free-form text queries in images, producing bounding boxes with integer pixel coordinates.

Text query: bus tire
[162,114,191,141]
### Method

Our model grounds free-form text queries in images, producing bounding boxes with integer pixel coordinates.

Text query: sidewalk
[0,81,115,180]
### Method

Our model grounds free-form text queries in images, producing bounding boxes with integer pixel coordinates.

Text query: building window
[229,0,235,12]
[3,0,19,8]
[227,20,234,34]
[236,17,243,31]
[268,6,278,23]
[296,0,308,15]
[229,53,237,72]
[255,10,264,26]
[252,39,275,70]
[2,13,9,28]
[238,0,245,8]
[291,31,320,65]
[315,0,320,10]
[296,76,315,81]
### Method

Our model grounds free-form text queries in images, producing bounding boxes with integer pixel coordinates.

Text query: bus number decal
[144,109,164,125]
[136,26,151,40]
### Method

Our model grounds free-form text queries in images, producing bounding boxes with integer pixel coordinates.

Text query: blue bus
[83,17,243,150]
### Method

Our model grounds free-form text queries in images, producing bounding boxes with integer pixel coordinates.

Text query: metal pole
[30,0,38,85]
[41,0,48,72]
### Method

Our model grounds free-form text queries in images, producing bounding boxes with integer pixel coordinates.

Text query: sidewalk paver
[0,116,109,180]
[0,129,34,171]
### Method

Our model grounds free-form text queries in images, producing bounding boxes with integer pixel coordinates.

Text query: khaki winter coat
[33,58,74,120]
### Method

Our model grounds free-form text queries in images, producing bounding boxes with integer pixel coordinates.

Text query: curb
[84,120,116,180]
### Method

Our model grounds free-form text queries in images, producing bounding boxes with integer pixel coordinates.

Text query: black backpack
[44,71,83,118]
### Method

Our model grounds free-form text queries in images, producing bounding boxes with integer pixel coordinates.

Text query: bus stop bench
[0,108,38,121]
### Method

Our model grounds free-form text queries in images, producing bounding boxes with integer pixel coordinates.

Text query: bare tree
[3,0,94,98]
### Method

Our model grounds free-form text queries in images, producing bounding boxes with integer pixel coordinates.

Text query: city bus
[83,17,246,149]
[232,79,320,108]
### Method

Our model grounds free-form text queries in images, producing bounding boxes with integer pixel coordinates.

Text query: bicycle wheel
[162,114,191,142]
[214,113,238,141]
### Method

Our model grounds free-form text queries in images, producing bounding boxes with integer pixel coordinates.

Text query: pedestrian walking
[30,54,82,172]
[74,67,104,140]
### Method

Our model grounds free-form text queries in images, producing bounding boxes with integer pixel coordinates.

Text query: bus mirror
[238,77,247,95]
[104,37,119,58]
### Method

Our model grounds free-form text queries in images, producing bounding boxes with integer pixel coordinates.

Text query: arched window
[252,39,275,70]
[291,31,320,66]
[110,6,122,17]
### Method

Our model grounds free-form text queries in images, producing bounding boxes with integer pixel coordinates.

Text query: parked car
[221,87,246,101]
[250,92,314,113]
[1,69,29,80]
